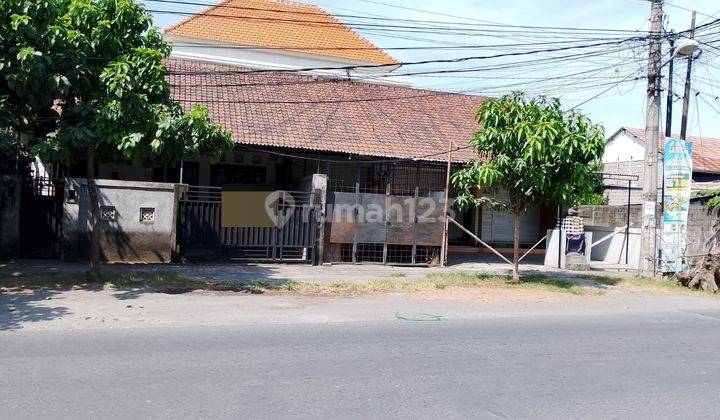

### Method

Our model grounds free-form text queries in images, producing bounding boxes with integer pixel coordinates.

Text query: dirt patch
[408,285,591,302]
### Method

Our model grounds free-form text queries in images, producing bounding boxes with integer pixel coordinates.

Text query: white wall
[166,35,409,84]
[603,130,646,163]
[585,225,640,269]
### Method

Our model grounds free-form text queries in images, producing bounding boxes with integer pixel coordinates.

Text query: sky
[142,0,720,139]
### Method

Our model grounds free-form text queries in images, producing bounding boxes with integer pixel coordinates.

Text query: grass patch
[0,271,240,293]
[582,274,719,297]
[100,272,234,291]
[250,272,594,296]
[428,272,593,296]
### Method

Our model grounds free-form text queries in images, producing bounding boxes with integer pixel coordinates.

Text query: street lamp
[673,38,700,58]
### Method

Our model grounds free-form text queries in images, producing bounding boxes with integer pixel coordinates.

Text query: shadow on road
[0,288,72,331]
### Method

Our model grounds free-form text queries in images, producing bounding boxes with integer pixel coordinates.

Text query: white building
[603,127,720,204]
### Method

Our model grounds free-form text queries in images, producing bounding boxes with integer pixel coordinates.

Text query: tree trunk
[86,146,101,282]
[512,202,521,283]
[677,254,719,293]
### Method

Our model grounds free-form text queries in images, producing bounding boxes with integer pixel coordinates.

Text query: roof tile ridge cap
[265,0,319,7]
[165,0,235,32]
[312,4,399,65]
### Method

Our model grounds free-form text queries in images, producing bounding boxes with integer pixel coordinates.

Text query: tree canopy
[0,0,233,279]
[452,92,605,280]
[0,0,233,166]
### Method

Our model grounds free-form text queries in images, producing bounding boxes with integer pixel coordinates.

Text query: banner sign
[661,137,693,273]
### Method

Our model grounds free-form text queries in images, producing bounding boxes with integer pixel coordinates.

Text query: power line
[166,37,649,75]
[147,0,651,34]
[167,36,634,52]
[151,8,648,39]
[166,43,644,82]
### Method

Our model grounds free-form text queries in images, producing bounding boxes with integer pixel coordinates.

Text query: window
[100,206,116,221]
[140,207,155,223]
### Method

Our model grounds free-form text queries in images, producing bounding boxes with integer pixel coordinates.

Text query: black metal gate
[19,177,64,259]
[176,186,317,262]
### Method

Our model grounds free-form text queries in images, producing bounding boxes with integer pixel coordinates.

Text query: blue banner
[661,137,693,273]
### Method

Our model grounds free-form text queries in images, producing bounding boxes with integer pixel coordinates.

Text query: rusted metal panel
[326,190,443,249]
[386,195,414,245]
[416,222,444,246]
[356,193,386,243]
[327,192,356,243]
[416,197,444,246]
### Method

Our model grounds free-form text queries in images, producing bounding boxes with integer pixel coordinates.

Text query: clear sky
[143,0,720,139]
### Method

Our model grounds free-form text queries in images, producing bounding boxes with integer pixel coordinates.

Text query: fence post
[312,174,328,265]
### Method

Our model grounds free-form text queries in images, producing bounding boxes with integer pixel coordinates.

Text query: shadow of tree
[0,288,72,331]
[94,263,290,300]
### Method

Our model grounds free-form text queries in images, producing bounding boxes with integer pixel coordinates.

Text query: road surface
[3,309,720,419]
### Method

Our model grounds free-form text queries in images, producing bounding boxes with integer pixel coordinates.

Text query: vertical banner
[661,137,693,273]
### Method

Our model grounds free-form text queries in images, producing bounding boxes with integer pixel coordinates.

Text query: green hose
[395,312,444,322]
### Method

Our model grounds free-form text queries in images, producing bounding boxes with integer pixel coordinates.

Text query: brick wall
[602,160,663,205]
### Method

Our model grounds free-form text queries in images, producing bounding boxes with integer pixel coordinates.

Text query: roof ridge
[317,5,399,65]
[264,0,317,7]
[164,0,234,32]
[623,126,720,142]
[163,0,399,65]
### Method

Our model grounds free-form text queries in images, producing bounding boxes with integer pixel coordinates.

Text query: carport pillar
[312,174,328,265]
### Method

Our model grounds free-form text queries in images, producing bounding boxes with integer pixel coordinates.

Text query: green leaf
[17,46,40,62]
[10,14,30,30]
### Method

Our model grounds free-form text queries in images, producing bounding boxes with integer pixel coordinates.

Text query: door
[19,177,63,259]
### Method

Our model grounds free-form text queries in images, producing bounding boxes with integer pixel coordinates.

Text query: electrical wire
[165,37,649,75]
[145,0,652,34]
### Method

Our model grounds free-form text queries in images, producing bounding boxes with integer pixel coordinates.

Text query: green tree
[695,189,720,209]
[0,0,233,279]
[452,92,605,281]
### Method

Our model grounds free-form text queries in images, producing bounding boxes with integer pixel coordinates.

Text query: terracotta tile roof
[693,180,720,192]
[623,127,720,174]
[164,0,398,65]
[166,58,482,162]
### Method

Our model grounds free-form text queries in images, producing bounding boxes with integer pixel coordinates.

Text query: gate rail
[176,186,317,262]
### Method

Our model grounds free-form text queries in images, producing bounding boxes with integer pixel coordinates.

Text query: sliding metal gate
[176,186,317,262]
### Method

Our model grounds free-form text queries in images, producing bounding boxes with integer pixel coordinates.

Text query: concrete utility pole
[440,141,453,267]
[639,0,664,277]
[680,11,697,140]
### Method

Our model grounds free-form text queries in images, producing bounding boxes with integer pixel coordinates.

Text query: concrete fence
[63,178,181,263]
[579,203,720,264]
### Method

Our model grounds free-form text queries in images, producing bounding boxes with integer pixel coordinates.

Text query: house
[21,0,551,264]
[602,127,720,204]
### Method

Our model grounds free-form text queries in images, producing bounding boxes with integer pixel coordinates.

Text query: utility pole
[440,140,453,267]
[660,32,674,273]
[665,32,675,137]
[680,11,697,140]
[639,0,663,277]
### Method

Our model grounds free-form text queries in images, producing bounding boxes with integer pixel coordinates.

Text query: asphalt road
[3,310,720,419]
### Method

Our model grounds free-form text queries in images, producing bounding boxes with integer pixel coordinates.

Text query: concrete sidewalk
[0,254,633,286]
